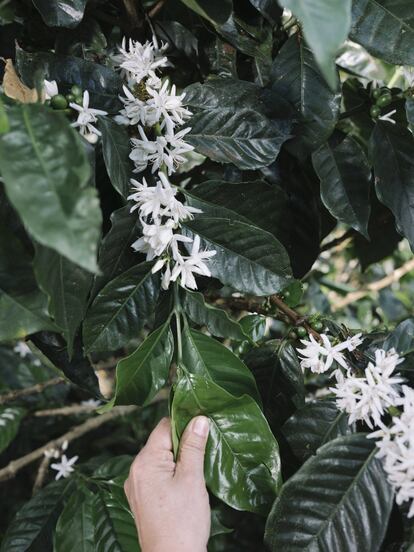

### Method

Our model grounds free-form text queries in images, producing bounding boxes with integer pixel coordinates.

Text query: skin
[124,416,211,552]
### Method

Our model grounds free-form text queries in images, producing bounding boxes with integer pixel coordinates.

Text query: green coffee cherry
[71,84,82,97]
[66,93,75,103]
[51,94,68,110]
[297,326,307,338]
[312,321,324,332]
[376,93,392,108]
[289,331,298,340]
[372,88,382,100]
[370,105,381,118]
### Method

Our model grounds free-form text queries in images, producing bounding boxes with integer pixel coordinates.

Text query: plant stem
[174,283,183,364]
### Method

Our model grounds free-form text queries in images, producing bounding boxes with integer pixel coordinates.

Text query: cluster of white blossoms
[298,332,414,516]
[113,36,216,290]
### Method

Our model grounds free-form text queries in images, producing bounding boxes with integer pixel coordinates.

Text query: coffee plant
[1,0,414,550]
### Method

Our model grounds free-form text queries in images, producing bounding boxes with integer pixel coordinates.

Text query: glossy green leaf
[32,0,86,28]
[179,0,232,24]
[0,96,9,134]
[271,35,340,159]
[249,0,282,24]
[278,0,351,89]
[239,314,266,343]
[83,262,160,353]
[0,407,25,454]
[350,0,414,67]
[282,399,351,461]
[99,117,133,199]
[265,433,393,551]
[34,245,92,357]
[54,489,95,552]
[182,326,261,403]
[182,217,292,296]
[182,289,246,340]
[108,322,173,408]
[0,479,73,552]
[92,490,140,552]
[0,104,101,273]
[312,136,371,239]
[383,318,414,355]
[371,122,414,250]
[172,372,281,514]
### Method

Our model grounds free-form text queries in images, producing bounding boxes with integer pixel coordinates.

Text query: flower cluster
[113,36,216,290]
[298,333,363,374]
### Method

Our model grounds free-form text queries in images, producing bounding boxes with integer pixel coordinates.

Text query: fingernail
[192,416,209,437]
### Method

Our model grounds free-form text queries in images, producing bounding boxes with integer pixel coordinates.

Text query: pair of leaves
[265,433,393,551]
[0,104,101,274]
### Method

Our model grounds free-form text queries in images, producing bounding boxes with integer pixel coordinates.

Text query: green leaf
[182,326,261,403]
[282,399,351,461]
[172,372,281,514]
[99,117,133,199]
[0,104,101,273]
[54,489,95,552]
[0,479,73,552]
[383,318,414,355]
[239,314,266,343]
[179,0,232,24]
[182,217,292,296]
[0,407,25,454]
[271,35,340,159]
[83,262,160,353]
[32,0,86,28]
[350,0,414,67]
[0,96,9,134]
[265,433,393,551]
[278,0,351,89]
[34,245,92,357]
[182,289,246,340]
[92,490,140,552]
[312,136,371,239]
[108,322,173,408]
[249,0,283,24]
[370,122,414,250]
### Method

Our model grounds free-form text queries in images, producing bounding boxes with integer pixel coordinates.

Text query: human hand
[124,416,211,552]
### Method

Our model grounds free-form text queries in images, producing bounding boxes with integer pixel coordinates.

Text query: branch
[34,404,98,417]
[320,229,355,252]
[332,258,414,312]
[0,377,66,405]
[32,455,51,495]
[148,0,167,17]
[270,296,321,340]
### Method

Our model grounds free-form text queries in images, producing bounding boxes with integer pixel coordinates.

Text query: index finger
[144,416,173,452]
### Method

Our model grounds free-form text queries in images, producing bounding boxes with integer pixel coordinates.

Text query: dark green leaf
[172,372,281,514]
[0,407,25,454]
[350,0,414,67]
[179,0,232,24]
[278,0,352,88]
[282,399,351,461]
[182,217,292,296]
[265,433,393,551]
[0,104,101,273]
[182,288,246,340]
[239,314,266,343]
[371,122,414,249]
[271,35,340,159]
[32,0,86,28]
[0,96,9,134]
[249,0,283,24]
[383,318,414,355]
[34,245,92,357]
[182,326,261,403]
[54,489,95,552]
[312,136,371,238]
[83,262,160,353]
[107,322,173,408]
[99,117,133,199]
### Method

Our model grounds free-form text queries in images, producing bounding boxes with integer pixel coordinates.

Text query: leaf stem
[174,283,183,364]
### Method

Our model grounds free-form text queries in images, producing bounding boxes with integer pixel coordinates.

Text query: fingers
[175,416,209,481]
[144,417,173,452]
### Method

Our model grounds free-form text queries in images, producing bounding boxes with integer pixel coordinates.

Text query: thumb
[175,416,209,481]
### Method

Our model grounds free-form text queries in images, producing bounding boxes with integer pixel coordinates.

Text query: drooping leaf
[179,0,232,25]
[350,0,414,67]
[0,407,25,454]
[182,326,261,403]
[182,217,292,296]
[107,322,174,409]
[54,489,95,552]
[172,372,281,514]
[99,117,133,199]
[83,262,160,353]
[282,399,351,461]
[0,479,73,552]
[34,245,92,357]
[0,104,101,273]
[265,433,393,551]
[182,288,246,341]
[312,136,371,239]
[278,0,352,89]
[32,0,86,28]
[271,35,340,159]
[370,122,414,250]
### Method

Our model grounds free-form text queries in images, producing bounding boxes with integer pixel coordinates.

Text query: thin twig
[332,258,414,312]
[270,296,321,340]
[148,0,166,17]
[34,404,98,417]
[320,229,355,252]
[32,456,51,495]
[0,377,66,405]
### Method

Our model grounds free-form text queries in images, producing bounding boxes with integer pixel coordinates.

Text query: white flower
[374,348,404,373]
[44,79,59,100]
[379,109,397,124]
[112,36,169,85]
[13,341,31,358]
[116,85,159,127]
[343,333,363,351]
[80,399,102,408]
[70,91,108,141]
[44,448,60,459]
[132,219,183,259]
[298,334,351,374]
[146,80,192,132]
[170,235,216,290]
[50,454,79,480]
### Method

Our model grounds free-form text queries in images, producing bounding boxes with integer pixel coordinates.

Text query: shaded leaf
[32,0,86,28]
[383,318,414,355]
[99,117,133,199]
[179,0,232,25]
[0,407,25,454]
[54,489,94,552]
